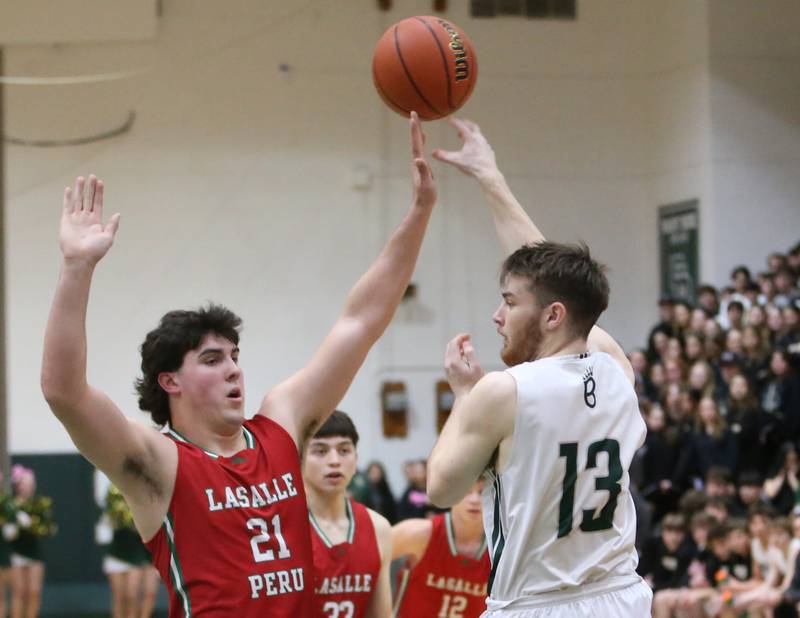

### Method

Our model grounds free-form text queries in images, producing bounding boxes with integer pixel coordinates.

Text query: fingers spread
[105,213,121,238]
[74,177,85,211]
[84,175,97,212]
[94,180,104,214]
[63,187,73,213]
[431,149,454,163]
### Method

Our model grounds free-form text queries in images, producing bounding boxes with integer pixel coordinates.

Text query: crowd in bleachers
[632,242,800,617]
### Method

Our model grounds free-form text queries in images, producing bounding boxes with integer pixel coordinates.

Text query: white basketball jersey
[482,351,646,611]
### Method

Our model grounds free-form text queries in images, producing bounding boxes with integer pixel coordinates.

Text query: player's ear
[544,302,568,331]
[158,371,180,395]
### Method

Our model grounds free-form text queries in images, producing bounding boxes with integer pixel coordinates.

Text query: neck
[451,508,484,543]
[534,334,588,361]
[171,417,244,457]
[307,488,347,522]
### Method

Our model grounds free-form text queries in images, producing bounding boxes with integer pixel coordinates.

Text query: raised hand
[444,333,485,398]
[432,117,498,181]
[410,111,437,209]
[60,175,120,266]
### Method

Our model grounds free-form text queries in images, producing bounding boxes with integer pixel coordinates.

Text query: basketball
[372,16,478,121]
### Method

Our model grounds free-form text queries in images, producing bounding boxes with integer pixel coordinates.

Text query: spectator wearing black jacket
[638,513,696,592]
[675,397,738,489]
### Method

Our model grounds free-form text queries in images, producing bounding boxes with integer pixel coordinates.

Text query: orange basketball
[372,16,478,121]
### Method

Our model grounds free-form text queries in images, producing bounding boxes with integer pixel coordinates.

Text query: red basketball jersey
[311,498,382,618]
[145,415,315,617]
[394,512,490,618]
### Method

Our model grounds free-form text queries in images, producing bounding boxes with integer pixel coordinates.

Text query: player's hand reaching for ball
[410,111,437,209]
[445,333,485,398]
[60,175,120,266]
[433,118,499,182]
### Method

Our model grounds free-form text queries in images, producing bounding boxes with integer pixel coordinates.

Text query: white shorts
[481,581,653,617]
[103,555,138,575]
[10,554,41,568]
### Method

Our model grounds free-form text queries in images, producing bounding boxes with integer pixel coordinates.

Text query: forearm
[477,170,544,256]
[427,401,467,506]
[40,261,95,407]
[341,199,433,333]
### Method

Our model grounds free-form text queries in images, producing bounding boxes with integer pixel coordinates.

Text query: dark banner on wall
[659,200,699,304]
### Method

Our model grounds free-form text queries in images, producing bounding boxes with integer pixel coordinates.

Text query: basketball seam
[414,17,453,111]
[373,70,412,116]
[393,24,444,118]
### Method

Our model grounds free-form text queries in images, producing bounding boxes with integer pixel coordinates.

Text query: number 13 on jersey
[557,439,622,538]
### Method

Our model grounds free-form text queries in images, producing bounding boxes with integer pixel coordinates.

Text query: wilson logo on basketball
[437,19,470,81]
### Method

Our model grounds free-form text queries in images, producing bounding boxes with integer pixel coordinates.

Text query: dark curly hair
[500,241,609,338]
[135,304,242,427]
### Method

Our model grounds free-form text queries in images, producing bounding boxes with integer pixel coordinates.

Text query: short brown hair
[500,241,609,338]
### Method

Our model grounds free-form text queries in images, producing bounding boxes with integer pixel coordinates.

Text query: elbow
[40,372,80,417]
[427,472,459,509]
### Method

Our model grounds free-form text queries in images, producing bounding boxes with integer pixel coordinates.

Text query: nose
[492,304,504,326]
[226,357,241,380]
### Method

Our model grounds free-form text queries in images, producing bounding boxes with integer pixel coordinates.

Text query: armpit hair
[122,455,163,501]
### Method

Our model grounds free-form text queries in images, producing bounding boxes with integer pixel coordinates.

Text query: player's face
[303,436,357,495]
[173,333,244,426]
[493,275,545,366]
[452,480,484,523]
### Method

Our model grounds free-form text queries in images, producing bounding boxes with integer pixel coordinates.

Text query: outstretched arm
[262,112,437,445]
[433,118,543,255]
[434,118,633,384]
[40,176,175,540]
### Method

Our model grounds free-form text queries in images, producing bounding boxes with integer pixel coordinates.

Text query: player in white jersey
[426,119,652,617]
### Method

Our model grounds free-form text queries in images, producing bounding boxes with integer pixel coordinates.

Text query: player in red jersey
[391,481,490,618]
[40,114,436,617]
[303,411,392,618]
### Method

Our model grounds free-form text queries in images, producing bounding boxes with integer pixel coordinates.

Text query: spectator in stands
[749,504,776,581]
[759,272,779,307]
[684,333,706,364]
[673,301,692,340]
[688,360,716,397]
[365,461,397,524]
[725,374,765,474]
[675,397,738,489]
[742,325,770,386]
[715,351,744,401]
[732,517,795,615]
[697,285,720,316]
[641,405,682,522]
[664,358,686,386]
[780,305,800,349]
[648,298,675,361]
[734,471,766,516]
[638,513,696,593]
[396,459,439,520]
[769,253,790,275]
[648,362,666,402]
[726,300,747,332]
[762,349,800,441]
[665,337,684,362]
[788,243,800,276]
[765,442,800,515]
[774,268,799,309]
[768,305,787,346]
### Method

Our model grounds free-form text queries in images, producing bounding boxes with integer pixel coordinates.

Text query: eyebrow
[198,346,239,357]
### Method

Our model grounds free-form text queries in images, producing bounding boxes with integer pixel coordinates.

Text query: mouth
[227,388,242,400]
[325,472,344,482]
